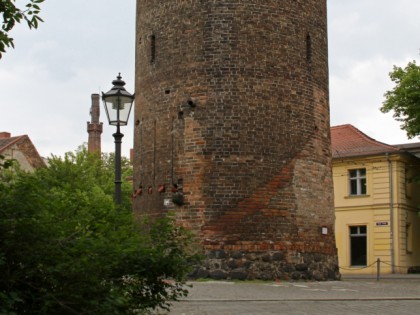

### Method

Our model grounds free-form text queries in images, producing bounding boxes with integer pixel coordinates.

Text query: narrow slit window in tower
[306,33,312,63]
[151,34,156,64]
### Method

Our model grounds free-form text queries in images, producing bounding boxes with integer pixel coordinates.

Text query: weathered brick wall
[133,0,338,280]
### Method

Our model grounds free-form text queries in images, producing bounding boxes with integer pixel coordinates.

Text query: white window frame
[349,168,366,196]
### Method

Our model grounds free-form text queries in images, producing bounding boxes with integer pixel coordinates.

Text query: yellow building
[332,125,420,275]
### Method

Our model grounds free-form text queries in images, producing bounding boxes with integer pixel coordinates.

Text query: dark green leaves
[0,154,15,169]
[0,146,200,314]
[381,60,420,138]
[0,0,45,58]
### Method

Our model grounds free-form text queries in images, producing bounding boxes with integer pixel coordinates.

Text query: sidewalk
[165,278,420,314]
[342,273,420,280]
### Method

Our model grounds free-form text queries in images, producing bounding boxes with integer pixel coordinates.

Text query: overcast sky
[1,0,419,158]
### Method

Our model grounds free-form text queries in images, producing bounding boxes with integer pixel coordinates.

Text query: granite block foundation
[191,251,340,281]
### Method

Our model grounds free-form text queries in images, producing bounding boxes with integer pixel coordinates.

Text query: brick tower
[133,0,339,280]
[87,94,103,154]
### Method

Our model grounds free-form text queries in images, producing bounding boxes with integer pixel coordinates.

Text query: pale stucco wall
[333,154,420,275]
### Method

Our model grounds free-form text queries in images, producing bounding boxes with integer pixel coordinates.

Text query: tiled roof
[0,133,45,169]
[394,142,420,158]
[0,135,25,153]
[331,124,399,158]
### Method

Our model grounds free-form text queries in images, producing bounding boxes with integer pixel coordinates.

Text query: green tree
[0,154,14,170]
[47,146,134,210]
[381,60,420,138]
[0,147,200,314]
[0,0,44,58]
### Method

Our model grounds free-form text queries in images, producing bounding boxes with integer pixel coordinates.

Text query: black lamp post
[102,74,135,205]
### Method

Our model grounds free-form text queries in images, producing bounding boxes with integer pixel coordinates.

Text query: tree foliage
[0,147,200,314]
[381,60,420,139]
[0,0,44,58]
[0,154,15,170]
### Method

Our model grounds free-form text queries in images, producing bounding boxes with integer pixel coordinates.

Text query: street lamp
[102,73,135,205]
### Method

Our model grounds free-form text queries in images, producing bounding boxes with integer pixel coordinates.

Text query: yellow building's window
[349,168,366,195]
[406,224,413,253]
[350,225,367,266]
[405,168,412,199]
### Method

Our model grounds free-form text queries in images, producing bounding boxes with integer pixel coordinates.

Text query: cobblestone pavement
[168,300,420,314]
[164,279,420,314]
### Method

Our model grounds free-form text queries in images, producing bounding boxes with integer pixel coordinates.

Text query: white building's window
[349,169,366,195]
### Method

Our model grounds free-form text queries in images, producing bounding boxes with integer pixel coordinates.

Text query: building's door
[350,225,367,266]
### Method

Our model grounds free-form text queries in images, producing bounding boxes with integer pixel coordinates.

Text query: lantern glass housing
[102,74,134,126]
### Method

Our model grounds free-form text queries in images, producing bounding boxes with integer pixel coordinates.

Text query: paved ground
[163,276,420,314]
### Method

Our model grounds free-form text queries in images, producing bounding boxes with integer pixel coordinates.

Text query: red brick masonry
[133,0,339,280]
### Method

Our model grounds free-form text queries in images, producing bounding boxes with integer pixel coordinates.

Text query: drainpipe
[386,153,395,273]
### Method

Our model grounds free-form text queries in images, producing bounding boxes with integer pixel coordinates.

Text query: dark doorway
[350,226,367,266]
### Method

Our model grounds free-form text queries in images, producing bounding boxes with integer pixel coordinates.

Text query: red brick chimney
[0,132,11,139]
[130,148,134,164]
[87,94,103,154]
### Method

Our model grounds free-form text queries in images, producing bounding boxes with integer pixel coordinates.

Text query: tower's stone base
[189,250,340,281]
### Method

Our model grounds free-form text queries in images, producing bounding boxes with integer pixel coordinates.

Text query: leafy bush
[0,147,200,314]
